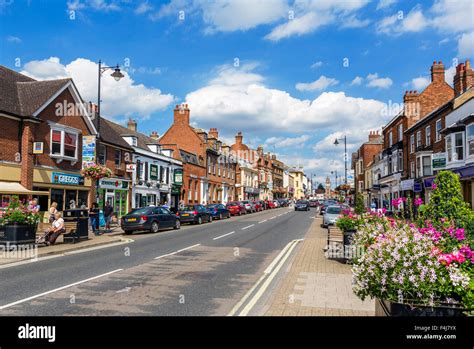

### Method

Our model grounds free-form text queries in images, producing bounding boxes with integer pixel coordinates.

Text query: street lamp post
[334,135,347,185]
[95,60,124,205]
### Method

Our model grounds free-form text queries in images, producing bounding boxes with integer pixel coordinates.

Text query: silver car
[241,200,256,213]
[322,205,345,227]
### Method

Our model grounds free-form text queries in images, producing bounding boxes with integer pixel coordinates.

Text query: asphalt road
[0,206,316,316]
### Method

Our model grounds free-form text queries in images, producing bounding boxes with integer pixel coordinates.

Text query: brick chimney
[127,118,137,132]
[368,130,380,142]
[208,127,219,139]
[430,60,445,84]
[173,103,190,125]
[150,131,159,140]
[235,131,243,145]
[454,60,474,96]
[403,90,421,122]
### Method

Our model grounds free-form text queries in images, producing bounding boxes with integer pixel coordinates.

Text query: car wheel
[197,216,202,225]
[209,215,212,222]
[238,211,242,216]
[219,213,223,220]
[150,221,159,233]
[174,219,180,230]
[124,230,133,235]
[227,212,231,218]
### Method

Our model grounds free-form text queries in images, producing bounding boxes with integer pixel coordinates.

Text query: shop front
[98,178,130,218]
[244,186,260,200]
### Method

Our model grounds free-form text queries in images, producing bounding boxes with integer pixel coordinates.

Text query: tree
[354,195,365,215]
[422,171,474,234]
[317,183,324,190]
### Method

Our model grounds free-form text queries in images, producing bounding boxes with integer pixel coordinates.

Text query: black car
[178,204,212,224]
[277,199,289,207]
[206,204,231,220]
[122,206,180,234]
[295,200,310,211]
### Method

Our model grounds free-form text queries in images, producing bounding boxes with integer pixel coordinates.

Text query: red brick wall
[20,123,34,189]
[0,117,21,162]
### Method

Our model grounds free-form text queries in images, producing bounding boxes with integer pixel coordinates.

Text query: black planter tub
[0,224,37,245]
[376,298,469,316]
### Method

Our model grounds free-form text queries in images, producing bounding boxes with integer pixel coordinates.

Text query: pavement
[262,214,375,316]
[0,206,314,316]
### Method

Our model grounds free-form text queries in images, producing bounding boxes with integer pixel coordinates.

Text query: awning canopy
[0,182,50,196]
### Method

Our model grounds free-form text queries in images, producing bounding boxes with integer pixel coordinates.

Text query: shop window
[51,189,64,211]
[77,191,89,208]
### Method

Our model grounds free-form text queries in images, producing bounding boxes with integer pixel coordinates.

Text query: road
[0,207,316,316]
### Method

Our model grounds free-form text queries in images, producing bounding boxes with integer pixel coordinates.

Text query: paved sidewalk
[0,226,126,266]
[264,216,374,316]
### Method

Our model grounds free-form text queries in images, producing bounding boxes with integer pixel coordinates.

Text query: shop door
[106,192,115,210]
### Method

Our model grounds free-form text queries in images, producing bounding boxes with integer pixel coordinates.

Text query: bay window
[49,127,78,160]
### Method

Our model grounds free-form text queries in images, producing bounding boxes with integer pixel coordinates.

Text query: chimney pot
[466,60,471,70]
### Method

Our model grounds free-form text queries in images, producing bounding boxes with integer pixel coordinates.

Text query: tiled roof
[0,65,71,118]
[99,118,134,150]
[179,149,201,166]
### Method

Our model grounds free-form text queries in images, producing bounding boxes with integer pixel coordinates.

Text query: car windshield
[297,201,308,204]
[241,201,249,204]
[127,208,152,215]
[181,206,196,211]
[326,206,342,214]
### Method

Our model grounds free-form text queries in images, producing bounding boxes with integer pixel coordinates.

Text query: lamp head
[334,139,339,145]
[111,66,124,81]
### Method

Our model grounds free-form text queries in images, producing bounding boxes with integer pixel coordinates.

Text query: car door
[199,205,209,221]
[160,207,174,227]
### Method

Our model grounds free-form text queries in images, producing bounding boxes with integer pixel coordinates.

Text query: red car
[267,200,277,209]
[226,201,246,216]
[253,201,263,212]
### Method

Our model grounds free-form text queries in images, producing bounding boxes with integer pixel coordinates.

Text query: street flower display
[81,163,112,180]
[351,171,474,315]
[0,196,40,226]
[336,210,362,232]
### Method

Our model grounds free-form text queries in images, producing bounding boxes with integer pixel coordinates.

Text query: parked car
[122,206,180,234]
[206,204,231,220]
[226,201,247,216]
[320,200,338,215]
[177,204,212,224]
[267,200,277,209]
[322,205,345,227]
[241,200,256,213]
[277,199,288,207]
[294,200,310,211]
[254,201,264,212]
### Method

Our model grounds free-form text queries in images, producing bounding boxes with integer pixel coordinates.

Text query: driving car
[322,205,345,227]
[206,203,231,220]
[309,199,319,208]
[226,201,246,216]
[177,204,212,224]
[294,200,310,211]
[241,200,256,213]
[122,206,180,234]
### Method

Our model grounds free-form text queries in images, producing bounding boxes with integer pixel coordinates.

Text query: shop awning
[0,182,50,196]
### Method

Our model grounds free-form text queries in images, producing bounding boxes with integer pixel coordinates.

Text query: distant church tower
[325,176,331,198]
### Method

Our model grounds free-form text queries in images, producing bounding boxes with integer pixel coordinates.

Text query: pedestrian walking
[103,201,114,232]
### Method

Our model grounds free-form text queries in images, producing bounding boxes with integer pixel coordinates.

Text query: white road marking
[258,220,267,224]
[242,224,255,230]
[177,243,201,253]
[213,231,235,240]
[0,269,123,310]
[154,251,178,260]
[269,216,277,220]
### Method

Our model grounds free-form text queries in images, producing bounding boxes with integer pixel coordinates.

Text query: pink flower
[414,197,423,206]
[432,183,437,189]
[454,228,465,241]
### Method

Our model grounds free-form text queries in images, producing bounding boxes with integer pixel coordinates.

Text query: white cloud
[21,57,174,119]
[445,65,456,87]
[185,63,387,135]
[67,0,121,12]
[410,76,430,90]
[135,1,152,14]
[350,76,363,86]
[265,135,310,148]
[310,61,323,69]
[265,11,332,41]
[458,31,474,59]
[340,15,370,29]
[295,75,339,91]
[431,0,474,33]
[6,35,21,43]
[377,6,428,35]
[376,0,397,10]
[366,73,393,89]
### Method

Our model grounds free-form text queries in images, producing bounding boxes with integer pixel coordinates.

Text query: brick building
[159,104,236,205]
[230,132,260,200]
[0,65,97,212]
[271,155,285,198]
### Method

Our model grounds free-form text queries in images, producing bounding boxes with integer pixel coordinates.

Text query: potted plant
[336,210,361,247]
[81,163,112,180]
[0,196,40,245]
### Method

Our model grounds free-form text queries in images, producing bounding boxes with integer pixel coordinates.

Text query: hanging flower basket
[81,163,112,180]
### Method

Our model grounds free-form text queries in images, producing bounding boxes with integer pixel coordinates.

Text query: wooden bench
[36,221,83,244]
[325,226,344,260]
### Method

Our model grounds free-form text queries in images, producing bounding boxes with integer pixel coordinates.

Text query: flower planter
[0,224,37,245]
[375,298,469,317]
[343,229,357,246]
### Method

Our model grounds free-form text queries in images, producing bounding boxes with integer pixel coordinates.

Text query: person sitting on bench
[37,212,65,246]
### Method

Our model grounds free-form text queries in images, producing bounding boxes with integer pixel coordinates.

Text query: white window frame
[114,149,122,168]
[446,132,465,162]
[410,161,415,179]
[425,125,431,146]
[435,119,442,142]
[416,131,422,149]
[416,154,432,177]
[467,123,474,158]
[49,126,79,162]
[398,124,403,142]
[388,131,393,147]
[410,134,415,153]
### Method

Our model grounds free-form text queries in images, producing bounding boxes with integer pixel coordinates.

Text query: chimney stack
[430,60,445,84]
[368,130,380,141]
[127,118,137,132]
[208,127,219,139]
[150,131,159,140]
[454,60,474,96]
[235,131,243,144]
[173,103,190,126]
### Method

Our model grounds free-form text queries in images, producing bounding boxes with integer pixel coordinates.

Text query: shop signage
[99,178,129,190]
[432,152,447,169]
[82,135,96,169]
[52,172,84,186]
[174,169,183,185]
[171,184,181,195]
[160,184,170,192]
[244,186,260,194]
[150,164,158,180]
[33,142,44,154]
[400,179,414,191]
[126,164,136,172]
[413,182,423,193]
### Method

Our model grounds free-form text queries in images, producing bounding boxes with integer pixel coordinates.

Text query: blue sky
[1,0,473,186]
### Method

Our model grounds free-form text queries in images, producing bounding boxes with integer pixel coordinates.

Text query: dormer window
[132,137,137,146]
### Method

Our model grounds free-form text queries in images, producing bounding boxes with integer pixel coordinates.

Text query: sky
[1,0,473,187]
